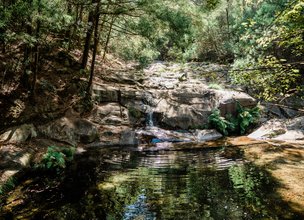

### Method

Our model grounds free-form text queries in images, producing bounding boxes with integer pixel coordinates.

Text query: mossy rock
[128,107,142,119]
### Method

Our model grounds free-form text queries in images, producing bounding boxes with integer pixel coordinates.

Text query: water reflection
[0,147,302,219]
[123,192,156,220]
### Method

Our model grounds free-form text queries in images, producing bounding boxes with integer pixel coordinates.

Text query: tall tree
[81,0,98,70]
[86,0,101,94]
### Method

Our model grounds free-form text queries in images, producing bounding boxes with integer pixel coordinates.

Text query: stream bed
[0,145,302,219]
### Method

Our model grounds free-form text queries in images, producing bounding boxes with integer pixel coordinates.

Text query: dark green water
[0,146,302,219]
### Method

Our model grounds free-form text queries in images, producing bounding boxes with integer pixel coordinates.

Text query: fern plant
[37,146,76,172]
[0,176,16,196]
[236,103,260,135]
[208,103,260,136]
[208,109,234,135]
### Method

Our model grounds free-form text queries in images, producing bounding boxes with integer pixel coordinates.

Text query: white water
[146,111,154,127]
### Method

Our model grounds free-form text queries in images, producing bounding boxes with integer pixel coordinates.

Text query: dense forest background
[0,0,303,104]
[1,2,304,215]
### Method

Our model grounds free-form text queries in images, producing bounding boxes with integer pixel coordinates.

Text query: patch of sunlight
[19,153,31,166]
[98,182,116,190]
[98,173,131,190]
[208,83,222,90]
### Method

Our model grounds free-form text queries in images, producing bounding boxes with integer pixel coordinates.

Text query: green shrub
[37,146,76,172]
[208,102,260,136]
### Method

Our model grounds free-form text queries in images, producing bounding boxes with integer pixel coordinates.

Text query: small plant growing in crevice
[0,176,16,196]
[236,103,260,135]
[128,107,142,119]
[36,146,76,172]
[208,102,260,135]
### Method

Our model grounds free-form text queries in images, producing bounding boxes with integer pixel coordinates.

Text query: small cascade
[146,111,154,127]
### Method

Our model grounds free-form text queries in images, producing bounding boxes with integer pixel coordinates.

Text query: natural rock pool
[0,145,302,219]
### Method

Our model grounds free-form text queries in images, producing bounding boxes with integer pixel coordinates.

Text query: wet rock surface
[136,127,222,144]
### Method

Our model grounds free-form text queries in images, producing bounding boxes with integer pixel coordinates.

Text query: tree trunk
[81,0,97,70]
[0,28,5,54]
[86,0,101,94]
[79,5,83,23]
[69,3,81,49]
[102,16,115,61]
[65,2,72,47]
[30,47,39,103]
[21,0,33,89]
[30,0,41,104]
[226,0,230,37]
[0,1,5,53]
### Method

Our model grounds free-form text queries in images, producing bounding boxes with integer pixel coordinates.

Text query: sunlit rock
[91,62,257,130]
[89,103,130,125]
[248,116,304,141]
[0,124,37,143]
[195,129,223,141]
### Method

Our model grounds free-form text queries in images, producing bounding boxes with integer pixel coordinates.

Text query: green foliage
[208,83,222,90]
[228,164,270,205]
[80,94,94,112]
[229,0,303,101]
[112,0,200,64]
[231,56,301,102]
[208,109,234,136]
[37,146,76,172]
[178,0,304,100]
[128,107,142,119]
[236,103,260,134]
[277,1,304,56]
[208,102,260,135]
[0,0,72,45]
[0,177,16,196]
[113,35,160,68]
[1,0,303,107]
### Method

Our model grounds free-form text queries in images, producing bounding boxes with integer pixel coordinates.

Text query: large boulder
[92,84,119,103]
[89,103,130,126]
[86,126,139,146]
[38,117,99,145]
[194,129,223,142]
[0,124,37,143]
[153,88,256,129]
[90,63,257,130]
[218,90,257,116]
[248,116,304,141]
[120,130,138,146]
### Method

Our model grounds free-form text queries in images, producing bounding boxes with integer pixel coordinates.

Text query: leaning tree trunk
[81,0,97,70]
[86,0,101,94]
